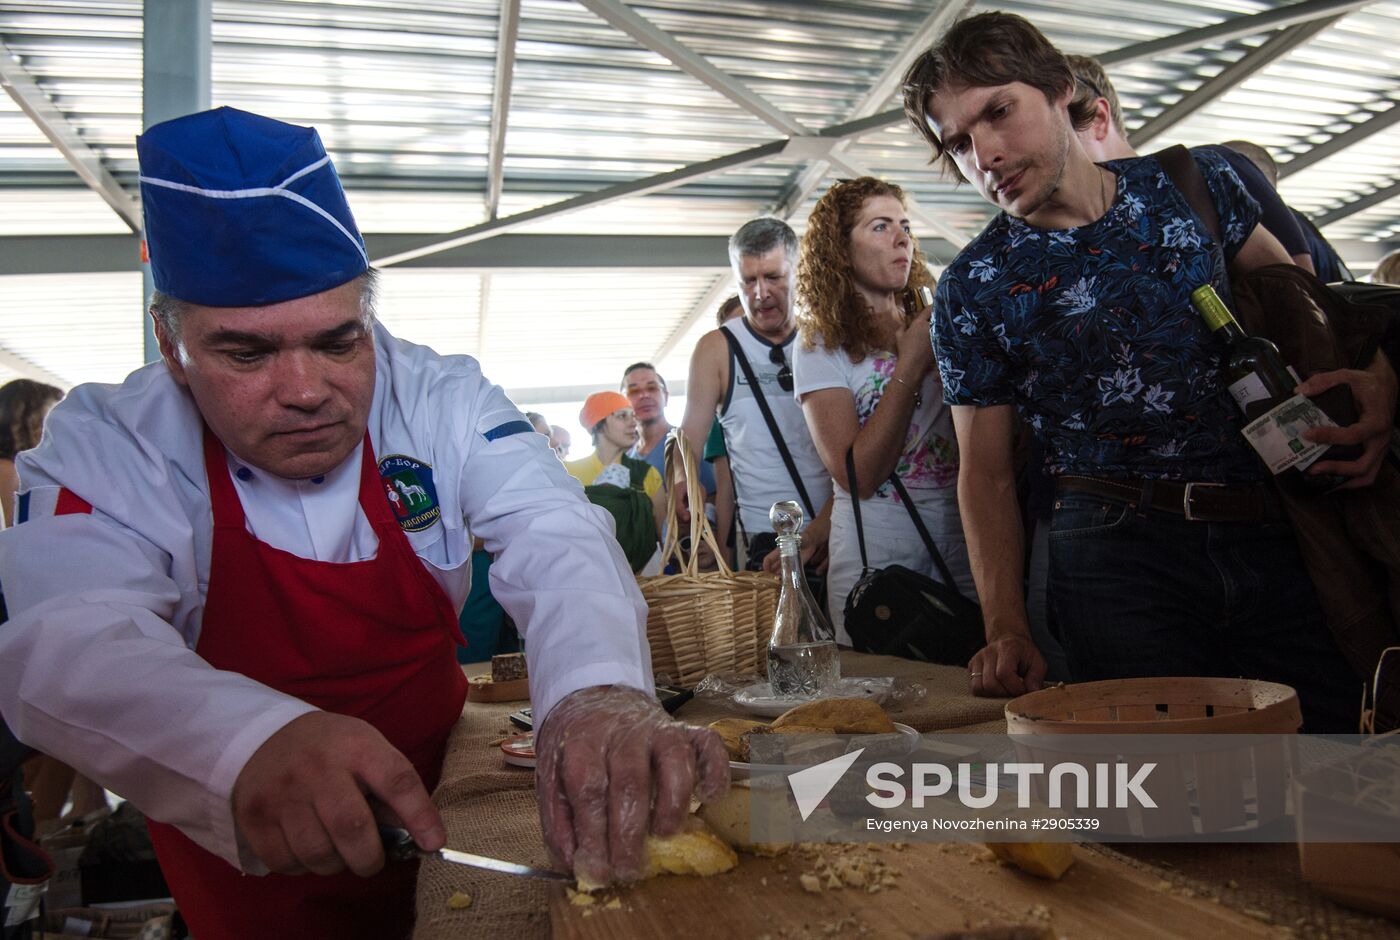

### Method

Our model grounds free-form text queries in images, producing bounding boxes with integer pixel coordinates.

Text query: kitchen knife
[379,825,574,882]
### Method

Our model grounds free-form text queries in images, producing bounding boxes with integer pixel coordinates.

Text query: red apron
[147,428,467,940]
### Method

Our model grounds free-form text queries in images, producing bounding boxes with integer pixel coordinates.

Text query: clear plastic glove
[534,685,728,886]
[693,671,764,698]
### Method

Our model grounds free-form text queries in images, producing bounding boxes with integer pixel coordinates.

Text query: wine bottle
[1191,284,1359,493]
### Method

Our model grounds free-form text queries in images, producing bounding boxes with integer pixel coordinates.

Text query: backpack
[1157,145,1400,682]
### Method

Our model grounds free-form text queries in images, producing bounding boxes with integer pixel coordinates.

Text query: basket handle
[660,429,732,577]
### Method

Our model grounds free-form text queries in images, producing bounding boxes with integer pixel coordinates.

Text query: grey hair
[150,268,381,356]
[728,217,798,268]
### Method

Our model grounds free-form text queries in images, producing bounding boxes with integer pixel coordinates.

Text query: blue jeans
[1048,489,1358,732]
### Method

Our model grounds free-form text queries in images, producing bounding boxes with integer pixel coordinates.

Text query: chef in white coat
[0,107,726,939]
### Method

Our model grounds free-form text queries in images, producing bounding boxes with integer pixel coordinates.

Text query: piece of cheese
[642,817,739,877]
[698,781,787,857]
[574,817,738,891]
[985,842,1075,880]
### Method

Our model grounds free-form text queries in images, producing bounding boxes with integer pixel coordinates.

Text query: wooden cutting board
[551,842,1281,939]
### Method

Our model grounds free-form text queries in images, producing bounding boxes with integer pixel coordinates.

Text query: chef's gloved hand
[232,711,444,877]
[535,685,728,886]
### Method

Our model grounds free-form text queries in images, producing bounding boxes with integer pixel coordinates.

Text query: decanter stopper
[770,499,803,539]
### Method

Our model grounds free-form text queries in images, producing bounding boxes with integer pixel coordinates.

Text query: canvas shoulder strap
[1154,144,1221,245]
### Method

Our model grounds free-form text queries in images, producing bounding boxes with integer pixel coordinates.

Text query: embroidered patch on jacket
[377,454,442,532]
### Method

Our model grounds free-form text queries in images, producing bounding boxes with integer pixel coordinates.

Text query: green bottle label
[1190,285,1235,332]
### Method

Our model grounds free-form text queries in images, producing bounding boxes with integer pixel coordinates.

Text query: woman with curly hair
[791,177,974,642]
[0,378,63,527]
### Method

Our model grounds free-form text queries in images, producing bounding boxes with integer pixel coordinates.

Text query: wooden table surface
[417,655,1397,940]
[549,841,1281,940]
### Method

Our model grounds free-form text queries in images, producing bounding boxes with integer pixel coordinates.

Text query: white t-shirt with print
[791,342,958,500]
[792,339,971,640]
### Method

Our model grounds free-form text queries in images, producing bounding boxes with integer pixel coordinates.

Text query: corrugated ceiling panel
[0,271,143,386]
[3,0,1400,399]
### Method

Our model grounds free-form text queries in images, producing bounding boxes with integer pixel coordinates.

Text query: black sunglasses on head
[769,345,793,393]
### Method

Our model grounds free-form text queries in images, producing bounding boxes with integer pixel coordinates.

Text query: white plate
[731,677,895,718]
[728,722,919,779]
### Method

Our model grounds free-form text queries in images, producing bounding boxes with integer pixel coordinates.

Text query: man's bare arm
[1230,223,1292,276]
[952,403,1046,697]
[675,330,729,518]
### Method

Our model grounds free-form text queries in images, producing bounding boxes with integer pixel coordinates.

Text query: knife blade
[379,825,573,882]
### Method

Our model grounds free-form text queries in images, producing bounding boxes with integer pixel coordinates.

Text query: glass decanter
[766,500,839,697]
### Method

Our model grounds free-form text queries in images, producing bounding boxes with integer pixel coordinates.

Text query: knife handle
[378,824,422,863]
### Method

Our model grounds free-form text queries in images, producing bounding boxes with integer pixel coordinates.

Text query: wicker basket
[637,431,777,684]
[1294,731,1400,918]
[1005,677,1302,837]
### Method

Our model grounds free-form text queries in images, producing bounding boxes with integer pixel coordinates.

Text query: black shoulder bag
[841,446,985,666]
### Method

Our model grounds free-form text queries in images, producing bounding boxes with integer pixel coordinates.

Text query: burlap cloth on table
[414,699,555,940]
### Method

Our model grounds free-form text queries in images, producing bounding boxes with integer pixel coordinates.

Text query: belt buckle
[1182,481,1224,521]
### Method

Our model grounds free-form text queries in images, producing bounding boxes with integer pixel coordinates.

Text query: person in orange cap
[564,392,665,573]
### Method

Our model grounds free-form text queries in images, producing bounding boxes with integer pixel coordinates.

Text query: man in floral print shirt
[900,12,1398,730]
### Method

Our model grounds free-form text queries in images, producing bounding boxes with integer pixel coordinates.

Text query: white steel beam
[1131,17,1342,149]
[1278,102,1400,180]
[651,273,733,365]
[1098,0,1376,66]
[833,0,1381,145]
[578,0,972,246]
[773,0,976,220]
[0,38,140,233]
[477,272,493,360]
[575,0,807,137]
[1314,177,1400,227]
[372,139,786,267]
[486,0,522,221]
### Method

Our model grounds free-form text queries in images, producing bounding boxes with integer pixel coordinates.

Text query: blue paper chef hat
[137,107,369,307]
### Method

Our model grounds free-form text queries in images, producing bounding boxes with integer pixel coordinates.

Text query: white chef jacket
[0,322,651,871]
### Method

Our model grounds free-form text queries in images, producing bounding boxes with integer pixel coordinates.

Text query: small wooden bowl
[1006,676,1302,735]
[466,675,530,703]
[1005,677,1303,837]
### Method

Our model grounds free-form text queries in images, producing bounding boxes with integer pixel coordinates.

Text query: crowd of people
[0,10,1397,938]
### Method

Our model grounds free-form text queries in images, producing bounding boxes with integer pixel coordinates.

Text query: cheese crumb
[799,873,823,893]
[446,891,473,910]
[566,888,598,907]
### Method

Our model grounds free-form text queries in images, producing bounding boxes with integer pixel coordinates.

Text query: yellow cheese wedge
[985,841,1075,880]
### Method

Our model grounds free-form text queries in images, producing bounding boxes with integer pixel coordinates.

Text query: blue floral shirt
[933,150,1264,483]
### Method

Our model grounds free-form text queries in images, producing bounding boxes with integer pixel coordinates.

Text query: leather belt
[1055,475,1284,523]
